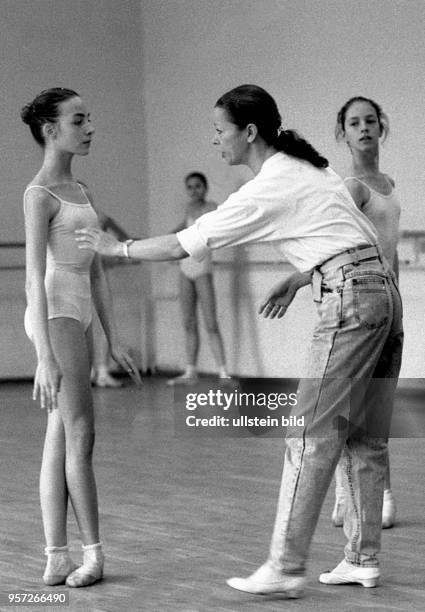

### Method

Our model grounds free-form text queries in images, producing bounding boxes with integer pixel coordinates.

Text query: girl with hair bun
[22,88,140,588]
[331,96,401,530]
[77,84,403,598]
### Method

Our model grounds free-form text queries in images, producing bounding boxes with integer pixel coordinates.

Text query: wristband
[123,239,134,258]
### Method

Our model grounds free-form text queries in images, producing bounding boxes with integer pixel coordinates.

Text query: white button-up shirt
[176,152,378,272]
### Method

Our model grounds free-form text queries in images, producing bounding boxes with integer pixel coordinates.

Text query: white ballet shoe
[382,489,396,529]
[226,562,306,598]
[65,543,104,588]
[218,373,234,385]
[166,372,199,386]
[43,546,78,586]
[319,559,380,587]
[94,372,123,388]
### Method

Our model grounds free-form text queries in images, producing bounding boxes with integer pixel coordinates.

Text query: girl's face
[186,176,207,203]
[212,106,249,166]
[343,101,381,152]
[50,96,94,155]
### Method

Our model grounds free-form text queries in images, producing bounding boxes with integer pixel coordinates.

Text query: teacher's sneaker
[319,560,379,587]
[227,562,305,598]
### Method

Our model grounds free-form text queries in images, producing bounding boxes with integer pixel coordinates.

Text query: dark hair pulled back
[20,87,79,146]
[185,171,208,189]
[215,84,328,169]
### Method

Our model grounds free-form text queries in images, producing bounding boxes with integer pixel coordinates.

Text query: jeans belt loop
[312,269,323,303]
[352,248,360,266]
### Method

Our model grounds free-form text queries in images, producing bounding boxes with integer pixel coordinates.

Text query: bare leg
[48,318,99,545]
[382,448,396,528]
[196,274,228,375]
[166,274,198,385]
[40,411,67,547]
[180,273,199,368]
[91,310,121,387]
[334,446,395,528]
[384,448,391,489]
[332,459,346,527]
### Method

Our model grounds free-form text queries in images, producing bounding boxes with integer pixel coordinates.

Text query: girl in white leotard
[167,172,231,385]
[332,96,401,529]
[21,88,141,588]
[24,182,98,337]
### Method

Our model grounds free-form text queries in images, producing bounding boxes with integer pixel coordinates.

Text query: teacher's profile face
[212,106,247,166]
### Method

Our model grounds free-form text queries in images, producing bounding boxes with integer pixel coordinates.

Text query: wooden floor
[1,378,424,612]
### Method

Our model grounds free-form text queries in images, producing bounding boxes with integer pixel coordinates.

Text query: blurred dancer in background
[167,172,231,386]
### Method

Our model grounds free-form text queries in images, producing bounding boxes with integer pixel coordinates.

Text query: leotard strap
[23,183,90,212]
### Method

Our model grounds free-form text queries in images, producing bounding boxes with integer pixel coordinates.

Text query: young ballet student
[76,84,403,598]
[21,88,141,587]
[167,172,231,385]
[331,96,401,530]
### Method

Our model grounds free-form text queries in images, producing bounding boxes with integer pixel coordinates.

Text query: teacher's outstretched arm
[76,227,188,261]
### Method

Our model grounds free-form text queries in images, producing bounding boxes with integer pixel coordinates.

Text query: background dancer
[331,96,401,530]
[167,172,231,386]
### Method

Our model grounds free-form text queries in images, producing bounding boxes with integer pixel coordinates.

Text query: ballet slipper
[65,543,104,588]
[43,545,78,586]
[166,372,199,386]
[94,372,123,388]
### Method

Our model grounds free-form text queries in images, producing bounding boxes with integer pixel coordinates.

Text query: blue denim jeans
[268,259,403,574]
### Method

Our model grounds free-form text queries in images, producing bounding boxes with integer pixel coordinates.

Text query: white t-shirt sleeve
[176,185,279,261]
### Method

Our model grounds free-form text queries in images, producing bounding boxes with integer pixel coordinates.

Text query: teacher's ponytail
[276,129,328,168]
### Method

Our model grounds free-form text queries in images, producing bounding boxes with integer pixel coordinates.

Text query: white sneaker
[382,489,396,528]
[319,559,379,587]
[226,562,305,597]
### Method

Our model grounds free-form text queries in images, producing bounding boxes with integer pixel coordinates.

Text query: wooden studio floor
[1,377,424,612]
